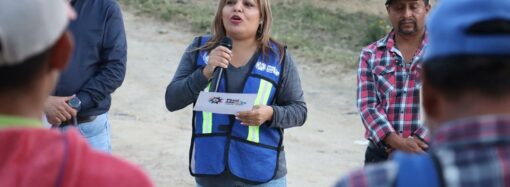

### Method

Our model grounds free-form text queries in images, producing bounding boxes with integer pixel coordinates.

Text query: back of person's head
[0,0,72,94]
[422,0,510,129]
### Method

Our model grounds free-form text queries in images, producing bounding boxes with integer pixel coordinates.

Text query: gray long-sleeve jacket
[165,38,307,184]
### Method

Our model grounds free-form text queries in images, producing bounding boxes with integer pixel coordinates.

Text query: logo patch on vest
[255,61,280,76]
[255,61,267,71]
[202,53,209,64]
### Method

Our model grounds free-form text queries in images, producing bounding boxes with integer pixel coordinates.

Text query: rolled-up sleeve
[413,125,429,142]
[357,50,395,143]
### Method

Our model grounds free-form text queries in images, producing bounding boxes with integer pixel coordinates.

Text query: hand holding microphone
[202,37,233,81]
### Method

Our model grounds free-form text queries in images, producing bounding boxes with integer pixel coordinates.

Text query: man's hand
[44,96,77,126]
[235,105,274,126]
[413,136,429,150]
[384,133,427,153]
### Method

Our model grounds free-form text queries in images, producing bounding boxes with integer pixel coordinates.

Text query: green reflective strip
[202,112,212,134]
[201,83,213,134]
[253,80,270,106]
[248,126,260,143]
[204,83,211,92]
[253,86,264,106]
[247,79,273,143]
[0,115,41,128]
[261,82,272,106]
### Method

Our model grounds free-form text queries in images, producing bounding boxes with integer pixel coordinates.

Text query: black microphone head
[219,37,233,50]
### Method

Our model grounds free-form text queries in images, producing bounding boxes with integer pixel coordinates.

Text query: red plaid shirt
[337,115,510,187]
[357,31,429,144]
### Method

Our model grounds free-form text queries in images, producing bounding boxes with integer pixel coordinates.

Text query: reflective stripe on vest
[394,151,443,187]
[248,79,272,143]
[202,83,212,134]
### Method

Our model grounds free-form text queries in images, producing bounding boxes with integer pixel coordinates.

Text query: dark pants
[364,142,389,165]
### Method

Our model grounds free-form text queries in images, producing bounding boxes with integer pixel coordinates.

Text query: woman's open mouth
[230,15,243,24]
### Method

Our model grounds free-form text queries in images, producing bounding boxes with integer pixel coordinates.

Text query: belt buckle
[77,115,97,124]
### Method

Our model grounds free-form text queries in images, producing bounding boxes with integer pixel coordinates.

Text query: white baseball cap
[0,0,70,66]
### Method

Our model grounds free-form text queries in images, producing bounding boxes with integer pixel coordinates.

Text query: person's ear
[48,31,74,71]
[422,73,440,120]
[425,4,431,13]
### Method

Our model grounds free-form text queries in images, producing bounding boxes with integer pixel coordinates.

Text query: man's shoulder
[98,0,121,12]
[0,129,151,186]
[362,37,390,53]
[75,151,153,186]
[102,0,121,8]
[80,0,120,10]
[64,130,153,186]
[362,40,380,51]
[335,161,398,187]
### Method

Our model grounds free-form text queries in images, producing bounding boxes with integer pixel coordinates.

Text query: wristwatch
[68,96,82,111]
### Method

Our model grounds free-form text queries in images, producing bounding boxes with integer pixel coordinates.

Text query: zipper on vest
[223,70,233,173]
[222,114,236,174]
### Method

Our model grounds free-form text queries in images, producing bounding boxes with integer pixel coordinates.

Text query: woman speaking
[165,0,307,186]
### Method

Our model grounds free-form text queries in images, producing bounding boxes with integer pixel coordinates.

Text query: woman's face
[222,0,261,40]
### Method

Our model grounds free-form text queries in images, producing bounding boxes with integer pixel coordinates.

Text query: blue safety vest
[189,36,285,183]
[393,151,444,187]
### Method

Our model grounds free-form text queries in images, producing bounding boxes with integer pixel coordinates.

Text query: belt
[368,141,382,149]
[60,116,97,127]
[368,138,430,153]
[368,141,391,153]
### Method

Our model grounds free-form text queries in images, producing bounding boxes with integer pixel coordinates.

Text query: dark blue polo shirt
[55,0,127,117]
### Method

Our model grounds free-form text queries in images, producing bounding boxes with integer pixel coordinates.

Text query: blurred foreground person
[0,0,152,186]
[338,0,510,186]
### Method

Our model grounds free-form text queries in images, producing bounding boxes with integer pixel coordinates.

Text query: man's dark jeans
[364,142,389,165]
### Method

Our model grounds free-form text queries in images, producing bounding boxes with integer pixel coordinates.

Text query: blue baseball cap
[423,0,510,61]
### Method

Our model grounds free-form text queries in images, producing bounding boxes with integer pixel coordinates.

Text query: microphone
[215,37,232,92]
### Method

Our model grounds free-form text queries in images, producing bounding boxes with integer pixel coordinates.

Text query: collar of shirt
[431,115,510,149]
[376,30,429,63]
[0,114,42,128]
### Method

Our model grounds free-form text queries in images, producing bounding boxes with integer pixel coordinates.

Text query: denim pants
[63,113,112,153]
[196,176,287,187]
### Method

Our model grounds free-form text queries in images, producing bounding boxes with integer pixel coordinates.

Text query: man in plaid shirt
[339,0,510,186]
[357,0,431,164]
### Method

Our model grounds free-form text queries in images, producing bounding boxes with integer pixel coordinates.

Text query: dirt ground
[109,9,367,187]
